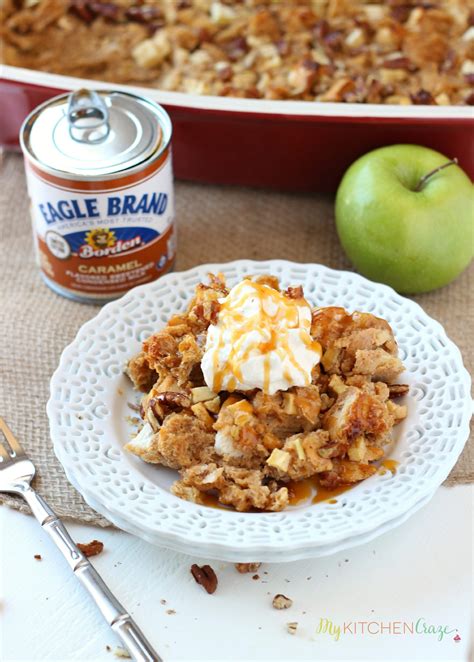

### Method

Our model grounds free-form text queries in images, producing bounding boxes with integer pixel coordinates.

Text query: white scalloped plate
[48,260,471,562]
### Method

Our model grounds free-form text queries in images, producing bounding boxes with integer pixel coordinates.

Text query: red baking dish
[2,65,473,192]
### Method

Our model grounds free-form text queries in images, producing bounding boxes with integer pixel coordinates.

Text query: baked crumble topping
[123,274,408,512]
[2,0,473,105]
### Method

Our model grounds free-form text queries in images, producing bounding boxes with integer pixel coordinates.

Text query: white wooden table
[0,485,472,662]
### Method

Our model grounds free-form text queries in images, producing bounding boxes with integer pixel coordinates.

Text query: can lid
[21,89,169,177]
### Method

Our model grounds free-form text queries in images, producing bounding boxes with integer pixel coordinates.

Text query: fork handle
[20,484,161,662]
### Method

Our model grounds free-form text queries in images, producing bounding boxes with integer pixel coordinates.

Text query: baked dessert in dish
[2,0,473,105]
[125,274,408,512]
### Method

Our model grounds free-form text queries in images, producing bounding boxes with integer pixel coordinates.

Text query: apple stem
[414,158,458,192]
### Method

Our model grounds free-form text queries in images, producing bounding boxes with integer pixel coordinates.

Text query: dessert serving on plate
[47,260,471,560]
[125,273,408,512]
[2,0,473,105]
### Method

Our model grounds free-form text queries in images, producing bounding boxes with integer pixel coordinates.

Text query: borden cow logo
[79,228,142,258]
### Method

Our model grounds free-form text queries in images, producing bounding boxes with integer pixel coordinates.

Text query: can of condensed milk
[20,88,176,303]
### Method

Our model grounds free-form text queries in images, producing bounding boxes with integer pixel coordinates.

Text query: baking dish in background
[2,65,473,192]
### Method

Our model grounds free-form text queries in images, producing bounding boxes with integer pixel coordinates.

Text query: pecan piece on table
[235,562,261,573]
[190,564,218,594]
[287,621,298,635]
[272,594,293,609]
[77,540,104,557]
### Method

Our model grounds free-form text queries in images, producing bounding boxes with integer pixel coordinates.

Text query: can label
[25,151,176,299]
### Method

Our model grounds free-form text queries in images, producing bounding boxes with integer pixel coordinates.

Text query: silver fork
[0,417,161,662]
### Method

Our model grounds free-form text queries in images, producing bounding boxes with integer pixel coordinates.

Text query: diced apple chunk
[204,396,221,413]
[283,393,297,415]
[191,403,215,428]
[227,399,253,413]
[329,374,347,395]
[191,386,217,404]
[291,437,306,461]
[146,407,160,432]
[348,436,367,462]
[266,448,291,472]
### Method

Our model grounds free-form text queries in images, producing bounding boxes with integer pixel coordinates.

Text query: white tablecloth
[1,485,472,662]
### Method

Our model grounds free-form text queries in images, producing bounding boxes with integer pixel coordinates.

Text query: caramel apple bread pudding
[125,274,408,512]
[2,0,473,105]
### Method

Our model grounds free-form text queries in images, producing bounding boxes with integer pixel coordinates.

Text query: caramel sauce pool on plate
[198,459,399,510]
[287,477,354,505]
[198,478,354,510]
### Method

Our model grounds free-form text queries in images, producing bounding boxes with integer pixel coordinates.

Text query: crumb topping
[2,0,472,106]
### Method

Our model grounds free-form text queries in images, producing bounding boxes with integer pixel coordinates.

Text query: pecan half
[77,540,104,557]
[69,0,94,23]
[410,89,435,105]
[313,18,329,41]
[150,392,191,418]
[285,286,304,299]
[382,57,417,72]
[223,37,249,62]
[197,27,212,45]
[88,1,120,21]
[276,40,290,56]
[388,384,409,398]
[439,49,457,74]
[190,564,218,594]
[323,30,344,52]
[69,0,120,22]
[390,5,411,23]
[217,65,233,82]
[193,300,220,325]
[125,6,163,24]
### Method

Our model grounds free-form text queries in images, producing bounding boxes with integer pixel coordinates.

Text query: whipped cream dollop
[201,280,321,395]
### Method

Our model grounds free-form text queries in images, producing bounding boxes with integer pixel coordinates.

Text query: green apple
[335,144,473,294]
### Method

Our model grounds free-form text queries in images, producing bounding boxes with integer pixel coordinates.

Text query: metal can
[20,88,176,303]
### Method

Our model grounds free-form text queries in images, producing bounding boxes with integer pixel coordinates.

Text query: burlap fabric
[0,153,472,527]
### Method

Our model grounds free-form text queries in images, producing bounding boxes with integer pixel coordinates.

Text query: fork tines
[0,417,25,460]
